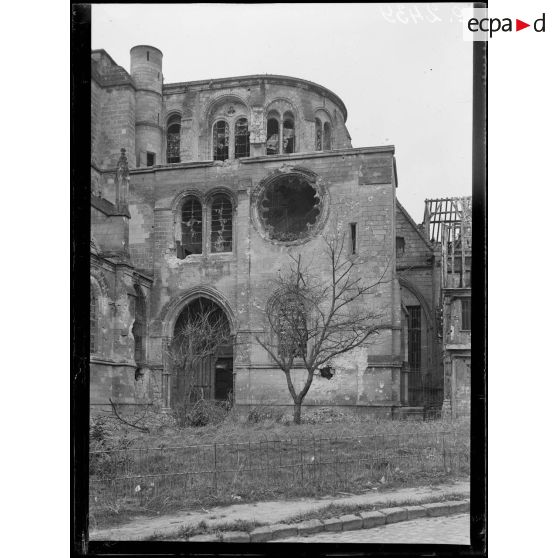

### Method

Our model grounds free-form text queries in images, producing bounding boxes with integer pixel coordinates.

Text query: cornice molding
[129,145,395,175]
[163,74,348,122]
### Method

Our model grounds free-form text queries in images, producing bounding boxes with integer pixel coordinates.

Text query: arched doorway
[168,297,233,406]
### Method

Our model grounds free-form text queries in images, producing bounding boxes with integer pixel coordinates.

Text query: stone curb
[187,499,470,542]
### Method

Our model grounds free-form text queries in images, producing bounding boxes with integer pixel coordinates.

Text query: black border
[72,3,92,556]
[71,2,487,556]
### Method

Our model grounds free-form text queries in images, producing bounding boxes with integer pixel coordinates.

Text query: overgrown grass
[90,405,470,450]
[89,406,470,531]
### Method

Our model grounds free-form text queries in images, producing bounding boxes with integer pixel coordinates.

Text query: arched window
[323,122,332,151]
[315,118,323,151]
[90,282,98,353]
[283,112,295,154]
[266,117,280,155]
[234,118,250,158]
[132,285,146,364]
[213,120,229,161]
[181,197,203,256]
[166,114,181,163]
[210,195,233,253]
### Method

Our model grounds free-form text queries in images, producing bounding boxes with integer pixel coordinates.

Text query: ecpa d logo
[463,8,546,40]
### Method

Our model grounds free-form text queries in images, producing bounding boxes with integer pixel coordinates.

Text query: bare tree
[166,299,231,405]
[256,234,391,424]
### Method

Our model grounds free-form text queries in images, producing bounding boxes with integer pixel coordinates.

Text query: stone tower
[130,45,164,167]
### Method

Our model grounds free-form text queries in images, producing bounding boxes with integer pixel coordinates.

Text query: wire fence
[90,430,469,516]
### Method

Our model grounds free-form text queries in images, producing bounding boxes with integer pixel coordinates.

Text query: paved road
[275,513,470,544]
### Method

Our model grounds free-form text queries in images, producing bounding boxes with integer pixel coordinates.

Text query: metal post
[299,437,304,486]
[213,443,218,491]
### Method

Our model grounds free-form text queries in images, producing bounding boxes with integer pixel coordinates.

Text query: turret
[130,45,164,167]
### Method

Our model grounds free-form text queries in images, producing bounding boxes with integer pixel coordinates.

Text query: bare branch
[109,398,150,433]
[256,229,391,423]
[166,299,231,405]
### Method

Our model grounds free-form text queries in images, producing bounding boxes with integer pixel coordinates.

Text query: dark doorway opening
[169,297,232,406]
[214,358,233,401]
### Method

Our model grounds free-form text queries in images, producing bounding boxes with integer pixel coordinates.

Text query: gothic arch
[160,286,237,338]
[90,266,110,298]
[398,277,432,324]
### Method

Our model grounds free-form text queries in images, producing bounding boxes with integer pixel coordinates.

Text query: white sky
[92,3,473,223]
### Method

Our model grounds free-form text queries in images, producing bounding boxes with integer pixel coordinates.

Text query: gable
[395,200,433,267]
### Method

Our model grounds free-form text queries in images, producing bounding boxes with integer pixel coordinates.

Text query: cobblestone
[274,513,470,544]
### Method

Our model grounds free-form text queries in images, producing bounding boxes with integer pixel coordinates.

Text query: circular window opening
[258,175,322,242]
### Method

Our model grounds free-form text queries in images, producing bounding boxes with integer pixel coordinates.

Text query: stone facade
[90,45,449,417]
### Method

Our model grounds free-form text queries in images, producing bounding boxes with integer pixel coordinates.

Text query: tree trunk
[293,400,302,424]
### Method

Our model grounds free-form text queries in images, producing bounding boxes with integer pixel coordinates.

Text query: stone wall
[91,50,137,176]
[126,147,400,410]
[159,76,352,165]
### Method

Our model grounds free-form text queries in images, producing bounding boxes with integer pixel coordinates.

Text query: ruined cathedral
[90,45,471,419]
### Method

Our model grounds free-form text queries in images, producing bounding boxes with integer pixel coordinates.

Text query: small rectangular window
[146,152,155,166]
[461,299,471,331]
[147,51,150,61]
[396,236,405,257]
[350,223,357,255]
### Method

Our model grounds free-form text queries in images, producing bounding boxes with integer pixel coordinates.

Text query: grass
[90,406,470,450]
[89,407,470,531]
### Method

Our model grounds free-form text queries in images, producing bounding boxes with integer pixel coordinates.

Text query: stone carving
[116,148,129,182]
[250,107,266,144]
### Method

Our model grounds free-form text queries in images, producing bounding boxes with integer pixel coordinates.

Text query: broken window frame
[282,112,295,154]
[176,193,235,259]
[266,116,280,155]
[265,111,296,156]
[315,118,323,151]
[258,174,322,243]
[210,194,234,253]
[212,120,230,161]
[323,121,332,151]
[180,196,204,256]
[166,113,181,164]
[234,117,250,159]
